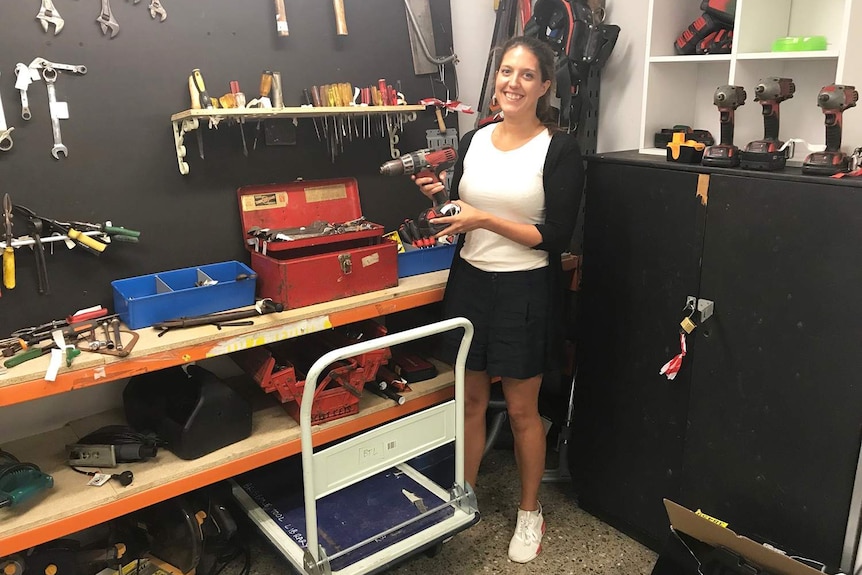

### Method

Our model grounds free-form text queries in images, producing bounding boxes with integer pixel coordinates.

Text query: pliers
[14,205,49,295]
[12,205,108,256]
[36,0,64,35]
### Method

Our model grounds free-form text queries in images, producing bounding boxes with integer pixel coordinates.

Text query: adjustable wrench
[36,0,64,35]
[30,57,87,76]
[149,0,167,21]
[97,0,120,38]
[42,68,68,159]
[0,73,14,152]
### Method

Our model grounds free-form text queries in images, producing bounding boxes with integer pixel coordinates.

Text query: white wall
[1,1,647,445]
[451,2,497,137]
[451,1,646,152]
[595,1,648,152]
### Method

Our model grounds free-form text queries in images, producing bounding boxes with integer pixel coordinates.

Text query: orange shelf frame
[0,280,446,408]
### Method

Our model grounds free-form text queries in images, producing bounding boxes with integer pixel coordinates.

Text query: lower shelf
[0,364,455,556]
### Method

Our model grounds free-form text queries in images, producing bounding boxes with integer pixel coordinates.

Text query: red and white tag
[659,333,687,380]
[418,98,475,114]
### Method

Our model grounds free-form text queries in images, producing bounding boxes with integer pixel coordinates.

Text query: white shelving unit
[639,0,862,164]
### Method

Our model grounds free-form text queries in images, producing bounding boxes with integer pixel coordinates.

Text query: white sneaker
[507,503,545,563]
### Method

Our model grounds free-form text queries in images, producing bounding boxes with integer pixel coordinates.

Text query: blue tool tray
[111,261,257,329]
[397,243,456,278]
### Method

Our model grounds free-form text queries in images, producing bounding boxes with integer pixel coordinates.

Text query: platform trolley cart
[231,317,480,574]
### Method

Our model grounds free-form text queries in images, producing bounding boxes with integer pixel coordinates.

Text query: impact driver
[380,147,460,237]
[702,85,746,167]
[740,77,796,171]
[802,84,858,175]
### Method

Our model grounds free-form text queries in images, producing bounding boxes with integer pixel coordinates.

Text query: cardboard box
[237,179,398,310]
[652,500,826,575]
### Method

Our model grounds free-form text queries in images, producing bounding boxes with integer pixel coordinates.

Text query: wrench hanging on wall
[97,0,120,38]
[148,0,166,21]
[36,0,64,35]
[42,67,69,159]
[0,73,14,152]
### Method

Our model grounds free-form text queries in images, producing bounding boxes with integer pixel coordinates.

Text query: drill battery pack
[655,127,714,149]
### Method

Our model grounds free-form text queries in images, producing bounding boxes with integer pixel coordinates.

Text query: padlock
[680,317,697,334]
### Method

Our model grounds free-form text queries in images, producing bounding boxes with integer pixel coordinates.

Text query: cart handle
[300,316,473,566]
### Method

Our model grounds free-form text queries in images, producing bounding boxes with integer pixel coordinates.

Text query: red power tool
[380,147,460,237]
[740,77,795,171]
[802,84,858,175]
[702,85,746,167]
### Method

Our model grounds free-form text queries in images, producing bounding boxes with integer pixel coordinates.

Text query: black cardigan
[445,123,585,372]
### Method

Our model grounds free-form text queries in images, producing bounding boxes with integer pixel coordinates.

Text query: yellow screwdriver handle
[2,246,13,290]
[68,228,107,253]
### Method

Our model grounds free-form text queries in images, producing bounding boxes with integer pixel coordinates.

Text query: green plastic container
[771,36,828,52]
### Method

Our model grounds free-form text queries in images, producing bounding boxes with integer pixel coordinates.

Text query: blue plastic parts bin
[397,244,456,278]
[112,261,257,329]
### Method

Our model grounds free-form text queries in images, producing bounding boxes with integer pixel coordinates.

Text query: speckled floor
[223,446,658,575]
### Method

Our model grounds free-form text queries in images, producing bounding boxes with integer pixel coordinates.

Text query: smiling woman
[412,35,585,565]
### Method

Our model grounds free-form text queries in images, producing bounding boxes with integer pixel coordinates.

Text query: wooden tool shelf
[0,270,448,407]
[0,270,450,555]
[170,105,426,175]
[0,364,455,556]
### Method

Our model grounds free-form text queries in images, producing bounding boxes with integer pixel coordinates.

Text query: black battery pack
[390,353,438,383]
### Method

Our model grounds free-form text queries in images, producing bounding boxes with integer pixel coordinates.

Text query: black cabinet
[572,152,862,570]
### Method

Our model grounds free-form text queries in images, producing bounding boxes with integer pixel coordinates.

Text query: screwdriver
[3,194,14,290]
[253,70,274,150]
[231,81,249,157]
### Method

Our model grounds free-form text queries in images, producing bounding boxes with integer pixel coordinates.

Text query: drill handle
[761,102,781,141]
[416,168,450,206]
[718,109,735,146]
[825,111,843,152]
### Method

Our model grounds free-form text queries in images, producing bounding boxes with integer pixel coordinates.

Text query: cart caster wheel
[425,542,444,558]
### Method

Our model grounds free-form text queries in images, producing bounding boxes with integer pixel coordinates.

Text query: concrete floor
[223,446,658,575]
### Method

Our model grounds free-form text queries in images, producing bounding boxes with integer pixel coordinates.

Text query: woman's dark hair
[494,35,558,127]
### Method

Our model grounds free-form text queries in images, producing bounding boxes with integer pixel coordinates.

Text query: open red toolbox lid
[237,178,386,254]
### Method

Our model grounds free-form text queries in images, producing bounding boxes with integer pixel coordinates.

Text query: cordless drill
[802,84,858,175]
[380,147,460,237]
[740,77,795,171]
[702,85,746,167]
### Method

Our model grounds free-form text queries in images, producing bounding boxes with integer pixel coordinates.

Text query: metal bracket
[686,296,715,324]
[172,118,197,175]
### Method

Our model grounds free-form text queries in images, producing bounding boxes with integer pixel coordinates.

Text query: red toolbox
[237,179,398,309]
[232,320,391,424]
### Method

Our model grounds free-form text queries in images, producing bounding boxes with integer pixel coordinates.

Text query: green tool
[0,450,54,508]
